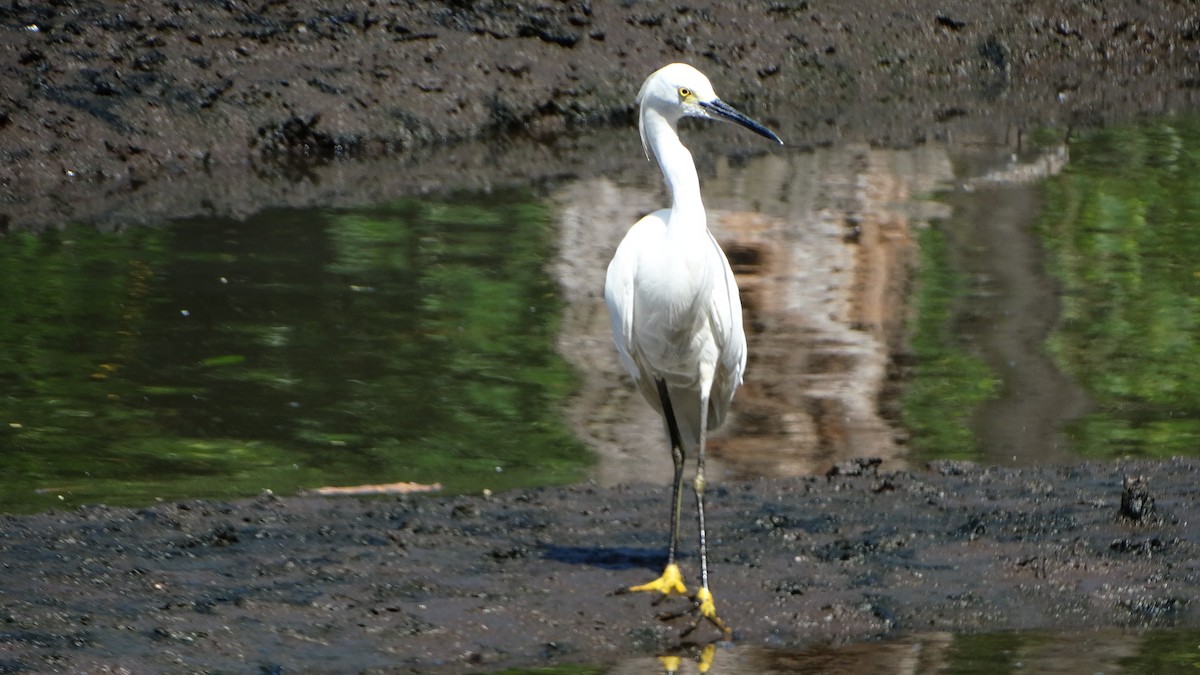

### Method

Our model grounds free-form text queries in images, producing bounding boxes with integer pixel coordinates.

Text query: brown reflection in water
[706,145,955,479]
[554,143,954,484]
[604,629,1145,674]
[604,634,952,674]
[950,145,1090,466]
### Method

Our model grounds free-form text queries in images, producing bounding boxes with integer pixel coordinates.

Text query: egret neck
[640,107,705,233]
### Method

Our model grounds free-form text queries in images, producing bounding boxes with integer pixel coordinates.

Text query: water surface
[0,192,587,512]
[582,628,1200,674]
[2,119,1199,513]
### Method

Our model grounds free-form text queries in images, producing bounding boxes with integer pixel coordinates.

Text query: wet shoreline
[2,459,1197,671]
[4,1,1200,233]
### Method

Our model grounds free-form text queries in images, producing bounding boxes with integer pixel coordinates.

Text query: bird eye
[678,87,691,99]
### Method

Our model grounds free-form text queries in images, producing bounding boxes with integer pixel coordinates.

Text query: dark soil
[3,460,1199,672]
[4,1,1200,672]
[3,0,1200,232]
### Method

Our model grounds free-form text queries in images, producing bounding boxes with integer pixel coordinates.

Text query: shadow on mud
[542,545,667,572]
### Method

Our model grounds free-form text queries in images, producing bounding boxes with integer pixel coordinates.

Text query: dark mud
[4,1,1200,672]
[3,1,1200,232]
[3,459,1199,672]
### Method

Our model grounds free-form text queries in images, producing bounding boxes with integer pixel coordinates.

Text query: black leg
[656,378,686,566]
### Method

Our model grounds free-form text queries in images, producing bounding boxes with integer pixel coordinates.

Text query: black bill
[700,99,783,145]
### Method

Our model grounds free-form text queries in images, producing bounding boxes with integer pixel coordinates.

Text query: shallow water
[0,193,587,512]
[918,121,1200,467]
[587,628,1200,674]
[1,119,1199,513]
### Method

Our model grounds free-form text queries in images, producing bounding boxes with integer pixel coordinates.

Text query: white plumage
[604,62,781,634]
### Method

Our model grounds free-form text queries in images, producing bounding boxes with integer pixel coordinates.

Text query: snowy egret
[604,63,782,635]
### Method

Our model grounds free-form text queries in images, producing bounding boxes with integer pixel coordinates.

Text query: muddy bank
[3,0,1200,232]
[1,459,1197,672]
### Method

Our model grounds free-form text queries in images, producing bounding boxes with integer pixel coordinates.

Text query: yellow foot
[625,563,688,597]
[695,587,720,623]
[690,587,731,636]
[658,586,732,638]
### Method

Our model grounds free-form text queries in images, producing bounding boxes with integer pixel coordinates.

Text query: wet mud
[3,460,1199,672]
[4,0,1200,672]
[3,0,1200,232]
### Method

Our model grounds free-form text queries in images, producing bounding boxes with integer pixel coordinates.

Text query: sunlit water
[1,119,1198,514]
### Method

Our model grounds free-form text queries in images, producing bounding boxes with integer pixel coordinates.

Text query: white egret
[605,63,782,635]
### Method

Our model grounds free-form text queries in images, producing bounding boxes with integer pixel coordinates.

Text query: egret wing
[604,211,669,382]
[705,233,747,429]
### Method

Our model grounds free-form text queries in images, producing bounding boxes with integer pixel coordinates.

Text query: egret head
[636,63,783,154]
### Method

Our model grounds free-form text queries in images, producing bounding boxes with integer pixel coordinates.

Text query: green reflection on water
[1036,119,1200,459]
[0,190,590,513]
[903,224,999,459]
[940,629,1200,674]
[906,117,1200,462]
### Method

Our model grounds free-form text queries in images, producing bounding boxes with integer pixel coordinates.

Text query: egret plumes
[604,63,782,635]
